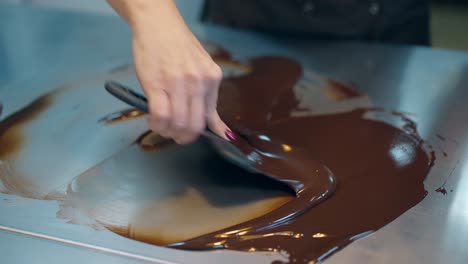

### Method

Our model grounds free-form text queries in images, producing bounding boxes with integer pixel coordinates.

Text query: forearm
[106,0,227,144]
[106,0,186,33]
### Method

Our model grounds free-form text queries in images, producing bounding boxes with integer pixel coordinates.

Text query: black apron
[201,0,430,45]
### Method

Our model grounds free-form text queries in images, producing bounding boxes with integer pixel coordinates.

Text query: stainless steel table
[1,4,468,264]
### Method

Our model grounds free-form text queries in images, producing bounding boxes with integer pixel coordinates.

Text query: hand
[107,0,231,144]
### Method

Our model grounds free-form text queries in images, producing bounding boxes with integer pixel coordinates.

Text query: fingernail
[225,130,237,141]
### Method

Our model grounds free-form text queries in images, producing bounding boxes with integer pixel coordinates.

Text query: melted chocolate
[435,160,458,196]
[436,134,446,141]
[135,130,175,151]
[99,56,432,263]
[98,108,146,124]
[167,110,431,263]
[325,79,362,100]
[437,143,448,158]
[165,57,432,263]
[61,140,294,245]
[0,93,54,160]
[0,51,433,263]
[222,128,338,230]
[435,187,448,195]
[202,41,233,61]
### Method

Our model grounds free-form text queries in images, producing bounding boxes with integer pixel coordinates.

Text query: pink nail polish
[225,130,237,141]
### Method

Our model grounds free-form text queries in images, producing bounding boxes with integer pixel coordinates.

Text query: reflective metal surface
[1,4,468,264]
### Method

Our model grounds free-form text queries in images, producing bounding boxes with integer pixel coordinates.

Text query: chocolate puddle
[166,108,432,263]
[100,55,433,263]
[165,56,432,263]
[0,48,434,264]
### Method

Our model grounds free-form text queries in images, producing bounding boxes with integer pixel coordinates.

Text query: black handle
[104,80,219,139]
[105,81,149,113]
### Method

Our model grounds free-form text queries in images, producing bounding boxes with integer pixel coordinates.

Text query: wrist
[108,0,182,31]
[124,0,183,33]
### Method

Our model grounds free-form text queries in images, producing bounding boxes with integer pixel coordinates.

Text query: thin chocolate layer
[99,108,146,125]
[0,93,54,160]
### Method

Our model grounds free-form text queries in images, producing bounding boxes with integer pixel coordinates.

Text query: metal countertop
[1,4,468,264]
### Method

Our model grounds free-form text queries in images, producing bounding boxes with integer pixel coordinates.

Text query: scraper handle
[105,81,149,113]
[104,80,220,139]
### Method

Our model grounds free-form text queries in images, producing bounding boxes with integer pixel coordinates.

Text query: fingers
[176,94,205,144]
[169,63,226,144]
[147,88,171,137]
[146,74,205,145]
[138,57,226,144]
[207,110,231,140]
[167,79,189,143]
[205,64,231,140]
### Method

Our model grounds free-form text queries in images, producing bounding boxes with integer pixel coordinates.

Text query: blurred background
[1,0,467,51]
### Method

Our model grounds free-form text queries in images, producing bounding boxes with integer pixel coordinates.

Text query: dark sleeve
[201,0,430,46]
